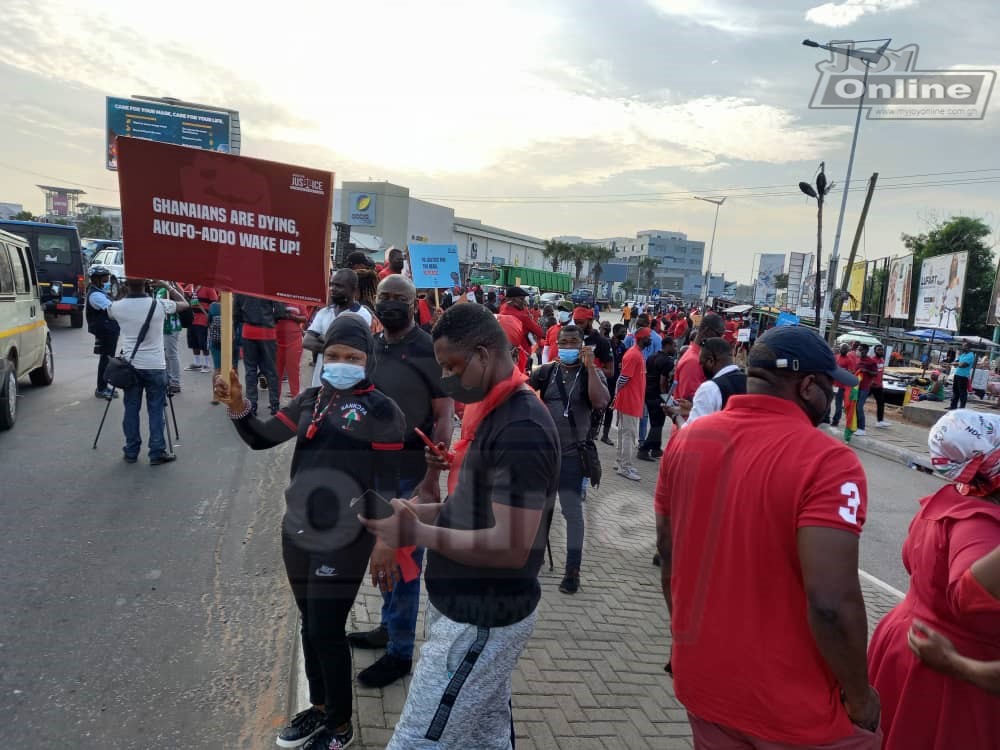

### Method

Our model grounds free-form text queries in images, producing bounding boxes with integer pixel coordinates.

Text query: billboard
[843,262,867,312]
[51,194,68,216]
[800,269,827,309]
[408,243,461,289]
[988,264,1000,326]
[914,251,968,331]
[884,255,914,319]
[348,192,376,226]
[754,253,785,304]
[106,97,232,171]
[786,252,812,312]
[116,137,333,304]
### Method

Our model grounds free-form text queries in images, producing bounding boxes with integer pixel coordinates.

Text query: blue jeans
[830,388,846,425]
[380,477,423,659]
[557,452,585,572]
[122,368,168,459]
[856,389,870,430]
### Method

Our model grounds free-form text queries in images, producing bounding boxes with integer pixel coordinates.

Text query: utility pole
[829,172,879,345]
[814,168,825,325]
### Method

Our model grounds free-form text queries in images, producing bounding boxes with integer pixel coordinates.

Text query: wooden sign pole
[220,291,234,381]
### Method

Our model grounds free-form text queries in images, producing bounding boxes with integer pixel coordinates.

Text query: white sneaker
[622,467,641,482]
[854,429,867,436]
[876,421,892,427]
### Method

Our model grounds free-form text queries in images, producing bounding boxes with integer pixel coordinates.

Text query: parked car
[89,246,126,298]
[0,227,55,430]
[539,292,564,306]
[0,220,86,328]
[571,287,595,306]
[82,238,121,267]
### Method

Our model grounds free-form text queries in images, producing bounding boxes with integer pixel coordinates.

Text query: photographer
[107,279,190,465]
[85,265,120,400]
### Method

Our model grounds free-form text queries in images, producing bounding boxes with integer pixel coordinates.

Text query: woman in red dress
[868,409,1000,749]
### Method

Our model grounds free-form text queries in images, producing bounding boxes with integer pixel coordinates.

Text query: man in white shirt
[303,269,373,387]
[681,337,746,428]
[108,279,190,465]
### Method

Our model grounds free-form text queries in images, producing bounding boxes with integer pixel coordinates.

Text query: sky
[1,0,999,284]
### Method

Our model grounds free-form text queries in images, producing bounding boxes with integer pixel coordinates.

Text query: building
[37,185,85,218]
[454,218,545,271]
[0,202,24,220]
[77,203,123,240]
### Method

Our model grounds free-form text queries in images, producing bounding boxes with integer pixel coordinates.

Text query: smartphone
[349,489,420,520]
[414,427,454,463]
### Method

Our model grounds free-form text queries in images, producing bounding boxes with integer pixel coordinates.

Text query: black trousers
[95,334,119,390]
[601,382,617,438]
[243,338,279,411]
[951,375,970,410]
[870,385,886,422]
[282,530,375,729]
[640,396,667,453]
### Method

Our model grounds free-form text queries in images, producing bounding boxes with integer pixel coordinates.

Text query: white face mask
[557,311,572,324]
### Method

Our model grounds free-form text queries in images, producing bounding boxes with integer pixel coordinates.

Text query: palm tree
[588,245,616,300]
[542,239,570,274]
[569,244,591,287]
[619,280,636,303]
[638,257,661,292]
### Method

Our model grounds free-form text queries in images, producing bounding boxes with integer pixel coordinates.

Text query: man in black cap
[499,286,543,370]
[654,326,881,748]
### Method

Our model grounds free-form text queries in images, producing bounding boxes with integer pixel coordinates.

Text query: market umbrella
[953,335,997,347]
[905,329,955,341]
[836,330,882,347]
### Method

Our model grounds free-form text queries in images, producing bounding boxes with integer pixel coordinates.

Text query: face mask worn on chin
[321,363,366,391]
[440,354,489,404]
[559,349,580,365]
[376,300,412,331]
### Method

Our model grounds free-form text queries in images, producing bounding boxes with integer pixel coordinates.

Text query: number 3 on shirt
[838,482,862,526]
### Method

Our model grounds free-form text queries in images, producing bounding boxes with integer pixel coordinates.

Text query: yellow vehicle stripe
[0,319,46,341]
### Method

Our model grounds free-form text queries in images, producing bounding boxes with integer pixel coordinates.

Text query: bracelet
[228,400,252,420]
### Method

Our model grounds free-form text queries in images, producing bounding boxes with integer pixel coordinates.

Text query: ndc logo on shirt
[290,173,325,195]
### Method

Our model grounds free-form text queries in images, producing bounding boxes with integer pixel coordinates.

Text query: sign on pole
[988,264,1000,326]
[408,243,461,290]
[914,251,968,331]
[843,262,866,312]
[884,255,914,319]
[116,137,333,305]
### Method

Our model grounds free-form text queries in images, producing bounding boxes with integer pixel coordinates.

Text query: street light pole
[694,196,726,306]
[802,38,889,338]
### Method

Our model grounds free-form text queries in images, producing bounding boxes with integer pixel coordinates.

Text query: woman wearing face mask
[213,313,405,750]
[542,303,574,364]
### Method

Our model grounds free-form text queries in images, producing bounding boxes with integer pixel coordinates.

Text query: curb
[819,424,934,473]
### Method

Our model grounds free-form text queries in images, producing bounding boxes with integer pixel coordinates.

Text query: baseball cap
[634,327,652,342]
[506,286,528,298]
[749,326,859,386]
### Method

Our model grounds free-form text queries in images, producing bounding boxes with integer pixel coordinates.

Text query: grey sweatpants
[387,603,536,749]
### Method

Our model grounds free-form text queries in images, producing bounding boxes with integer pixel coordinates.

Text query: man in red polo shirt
[673,312,725,404]
[379,247,406,280]
[499,286,544,367]
[613,327,648,482]
[654,325,881,749]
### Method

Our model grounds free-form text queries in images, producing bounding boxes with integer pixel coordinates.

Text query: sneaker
[259,375,269,390]
[184,364,200,372]
[558,569,580,594]
[302,725,354,750]
[650,448,663,459]
[199,366,212,373]
[347,625,389,650]
[636,449,655,462]
[276,706,326,748]
[356,654,412,688]
[621,467,641,482]
[150,453,177,466]
[876,421,892,427]
[600,436,615,446]
[853,429,866,436]
[95,388,116,400]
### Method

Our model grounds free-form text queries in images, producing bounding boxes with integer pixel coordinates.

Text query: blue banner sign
[409,243,461,289]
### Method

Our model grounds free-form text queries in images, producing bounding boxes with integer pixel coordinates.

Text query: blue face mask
[102,282,111,293]
[558,348,580,364]
[321,363,366,390]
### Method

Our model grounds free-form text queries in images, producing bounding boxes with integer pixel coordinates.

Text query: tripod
[92,387,181,450]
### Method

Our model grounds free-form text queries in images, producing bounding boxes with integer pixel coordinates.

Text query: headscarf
[928,409,1000,496]
[323,312,376,379]
[573,306,594,321]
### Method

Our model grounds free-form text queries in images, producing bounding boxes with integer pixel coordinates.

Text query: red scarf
[447,368,530,496]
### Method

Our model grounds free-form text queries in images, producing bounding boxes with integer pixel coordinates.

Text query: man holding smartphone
[637,337,676,461]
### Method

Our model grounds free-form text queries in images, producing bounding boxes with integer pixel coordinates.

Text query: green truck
[469,263,572,293]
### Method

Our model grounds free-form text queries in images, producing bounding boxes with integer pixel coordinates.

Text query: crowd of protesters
[87,247,999,749]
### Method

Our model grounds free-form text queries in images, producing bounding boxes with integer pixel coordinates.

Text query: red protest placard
[116,137,332,304]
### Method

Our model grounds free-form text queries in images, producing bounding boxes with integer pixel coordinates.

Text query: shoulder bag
[105,299,158,390]
[549,364,603,488]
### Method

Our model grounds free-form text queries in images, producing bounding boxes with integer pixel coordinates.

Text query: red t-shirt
[671,319,689,339]
[614,346,645,417]
[191,286,218,327]
[835,353,859,389]
[723,320,739,344]
[545,323,562,358]
[673,341,704,400]
[872,356,885,388]
[654,394,867,745]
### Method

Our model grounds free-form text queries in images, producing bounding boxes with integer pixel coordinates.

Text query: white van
[0,228,54,430]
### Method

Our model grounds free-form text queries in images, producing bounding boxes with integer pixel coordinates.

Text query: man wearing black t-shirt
[348,274,455,688]
[638,337,676,461]
[362,304,559,750]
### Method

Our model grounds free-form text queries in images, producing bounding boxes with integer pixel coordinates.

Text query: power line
[0,161,120,194]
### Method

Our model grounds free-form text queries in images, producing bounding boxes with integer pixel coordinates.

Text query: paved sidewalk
[312,439,905,750]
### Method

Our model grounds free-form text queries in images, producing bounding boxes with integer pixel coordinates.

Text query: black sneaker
[150,453,177,466]
[652,553,661,566]
[559,569,580,594]
[600,436,615,446]
[302,724,354,750]
[357,653,412,688]
[637,449,655,462]
[650,448,663,459]
[347,625,389,650]
[259,375,269,390]
[276,706,326,748]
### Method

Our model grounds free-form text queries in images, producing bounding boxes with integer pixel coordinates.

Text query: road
[0,320,296,750]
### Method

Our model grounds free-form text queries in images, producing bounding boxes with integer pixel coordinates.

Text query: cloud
[805,0,917,28]
[645,0,760,33]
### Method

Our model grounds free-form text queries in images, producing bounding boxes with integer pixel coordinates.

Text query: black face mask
[389,260,405,272]
[440,352,489,404]
[331,292,350,307]
[376,300,412,331]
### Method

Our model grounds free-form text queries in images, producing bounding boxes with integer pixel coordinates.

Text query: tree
[569,244,591,287]
[542,239,571,274]
[638,257,661,291]
[588,245,616,300]
[12,210,35,221]
[863,266,889,320]
[620,280,636,299]
[774,273,789,290]
[901,216,996,336]
[78,215,113,239]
